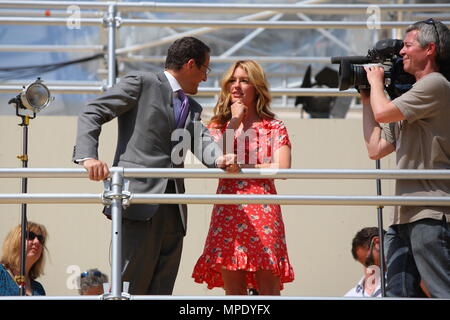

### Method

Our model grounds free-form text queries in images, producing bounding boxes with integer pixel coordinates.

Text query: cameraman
[360,19,450,298]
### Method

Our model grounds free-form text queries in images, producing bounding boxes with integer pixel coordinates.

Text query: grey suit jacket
[72,71,222,231]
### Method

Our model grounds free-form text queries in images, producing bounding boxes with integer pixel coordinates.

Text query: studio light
[9,77,53,116]
[21,79,52,112]
[6,77,53,296]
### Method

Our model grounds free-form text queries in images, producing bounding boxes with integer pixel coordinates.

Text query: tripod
[375,159,387,297]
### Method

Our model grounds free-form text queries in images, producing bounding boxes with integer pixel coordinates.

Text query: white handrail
[1,168,449,179]
[1,193,450,207]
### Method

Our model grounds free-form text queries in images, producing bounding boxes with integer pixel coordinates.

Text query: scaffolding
[1,1,449,111]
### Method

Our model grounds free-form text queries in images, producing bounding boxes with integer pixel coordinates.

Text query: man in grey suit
[72,37,238,295]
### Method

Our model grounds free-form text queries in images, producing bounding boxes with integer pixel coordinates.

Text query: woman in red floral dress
[192,60,294,295]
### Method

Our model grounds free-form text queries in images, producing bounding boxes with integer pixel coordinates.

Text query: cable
[0,53,104,81]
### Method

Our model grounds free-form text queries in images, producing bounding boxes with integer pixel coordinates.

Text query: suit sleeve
[72,73,142,162]
[199,121,224,168]
[186,103,223,168]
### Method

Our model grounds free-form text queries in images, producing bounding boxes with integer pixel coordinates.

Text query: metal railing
[1,167,449,299]
[0,85,357,96]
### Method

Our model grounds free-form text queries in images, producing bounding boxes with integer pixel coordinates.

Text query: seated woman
[0,221,48,296]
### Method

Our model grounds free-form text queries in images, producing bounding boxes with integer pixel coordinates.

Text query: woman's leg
[255,270,280,296]
[221,269,247,295]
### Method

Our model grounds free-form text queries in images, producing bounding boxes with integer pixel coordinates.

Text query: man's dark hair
[351,227,386,260]
[165,37,210,71]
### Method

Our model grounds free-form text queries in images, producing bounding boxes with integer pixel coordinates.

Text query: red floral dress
[192,118,295,290]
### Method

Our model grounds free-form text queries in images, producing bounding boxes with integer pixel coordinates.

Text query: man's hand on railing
[83,159,110,181]
[215,154,240,173]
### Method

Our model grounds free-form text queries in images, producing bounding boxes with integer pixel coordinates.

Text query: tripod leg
[375,159,386,297]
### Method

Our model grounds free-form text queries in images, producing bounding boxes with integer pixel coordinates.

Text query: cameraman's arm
[361,90,395,160]
[364,66,405,123]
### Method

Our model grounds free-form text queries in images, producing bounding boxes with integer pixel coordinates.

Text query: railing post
[102,167,130,300]
[111,169,123,299]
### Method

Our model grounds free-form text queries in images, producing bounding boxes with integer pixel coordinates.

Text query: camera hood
[338,59,352,91]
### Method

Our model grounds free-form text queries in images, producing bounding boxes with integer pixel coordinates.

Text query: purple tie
[176,89,189,128]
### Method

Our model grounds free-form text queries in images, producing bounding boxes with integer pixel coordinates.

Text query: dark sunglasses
[80,270,103,278]
[422,18,440,58]
[27,231,45,244]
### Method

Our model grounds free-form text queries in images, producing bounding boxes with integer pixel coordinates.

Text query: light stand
[375,159,386,297]
[8,78,53,296]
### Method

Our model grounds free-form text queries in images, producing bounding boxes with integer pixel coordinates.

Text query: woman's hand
[230,99,247,123]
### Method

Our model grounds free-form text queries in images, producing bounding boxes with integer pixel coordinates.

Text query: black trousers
[121,182,184,295]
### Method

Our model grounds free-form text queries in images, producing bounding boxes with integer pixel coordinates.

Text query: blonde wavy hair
[209,60,274,128]
[0,221,48,280]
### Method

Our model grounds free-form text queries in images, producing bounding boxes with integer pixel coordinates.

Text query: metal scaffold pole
[100,168,131,300]
[111,171,122,299]
[106,3,117,89]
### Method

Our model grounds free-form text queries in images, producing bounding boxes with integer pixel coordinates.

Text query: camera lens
[353,65,370,89]
[338,60,372,90]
